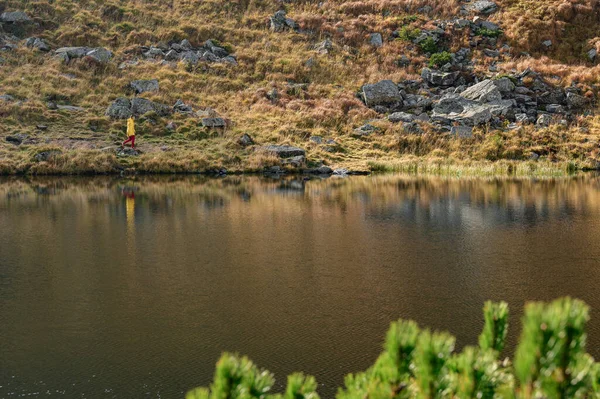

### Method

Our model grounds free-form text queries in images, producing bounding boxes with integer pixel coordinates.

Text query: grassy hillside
[1,0,600,175]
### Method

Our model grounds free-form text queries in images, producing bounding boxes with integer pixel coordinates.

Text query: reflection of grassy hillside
[1,0,600,174]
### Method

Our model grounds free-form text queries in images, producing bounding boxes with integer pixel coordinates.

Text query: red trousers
[123,135,135,148]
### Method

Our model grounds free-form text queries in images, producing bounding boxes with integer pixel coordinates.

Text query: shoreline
[0,154,596,178]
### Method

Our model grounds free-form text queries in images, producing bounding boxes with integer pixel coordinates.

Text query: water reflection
[1,174,600,398]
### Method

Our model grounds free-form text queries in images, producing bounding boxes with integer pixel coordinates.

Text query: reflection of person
[122,116,136,149]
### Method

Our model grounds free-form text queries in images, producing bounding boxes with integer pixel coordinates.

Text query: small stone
[546,104,565,114]
[362,80,403,106]
[238,133,254,147]
[264,145,306,158]
[166,121,176,131]
[0,11,32,23]
[388,112,415,123]
[588,48,597,62]
[542,40,552,49]
[369,33,383,48]
[536,113,552,127]
[202,118,226,128]
[129,79,159,94]
[309,136,323,144]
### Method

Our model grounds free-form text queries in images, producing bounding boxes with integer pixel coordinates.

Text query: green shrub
[397,26,421,41]
[419,37,438,54]
[188,298,600,398]
[476,28,503,38]
[428,51,453,68]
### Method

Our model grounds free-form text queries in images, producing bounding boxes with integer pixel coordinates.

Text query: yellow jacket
[127,117,135,137]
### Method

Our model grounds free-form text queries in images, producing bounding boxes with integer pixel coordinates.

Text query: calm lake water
[1,174,600,398]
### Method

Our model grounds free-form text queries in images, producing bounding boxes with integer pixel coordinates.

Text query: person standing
[123,116,136,148]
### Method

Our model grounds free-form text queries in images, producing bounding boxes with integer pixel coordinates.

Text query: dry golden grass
[0,0,599,175]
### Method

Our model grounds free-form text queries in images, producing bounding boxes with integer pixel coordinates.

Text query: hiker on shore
[122,116,136,149]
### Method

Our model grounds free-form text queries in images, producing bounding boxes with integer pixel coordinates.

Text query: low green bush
[428,51,453,68]
[187,298,600,398]
[419,37,438,54]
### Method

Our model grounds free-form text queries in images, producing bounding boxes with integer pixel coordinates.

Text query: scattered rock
[130,79,159,94]
[460,79,502,102]
[165,121,177,132]
[353,124,379,137]
[493,77,515,94]
[542,40,552,49]
[201,118,226,128]
[270,10,298,32]
[55,47,112,63]
[566,92,589,109]
[264,145,306,158]
[34,150,61,162]
[0,11,32,23]
[421,68,459,87]
[588,49,597,63]
[25,37,50,52]
[369,33,383,48]
[465,1,498,14]
[282,155,306,167]
[333,168,349,176]
[86,47,112,63]
[117,148,140,157]
[238,133,254,147]
[5,133,28,145]
[309,136,323,144]
[0,94,15,102]
[546,104,565,114]
[388,112,415,123]
[106,98,133,119]
[536,113,552,127]
[173,99,193,113]
[313,38,333,54]
[362,80,403,107]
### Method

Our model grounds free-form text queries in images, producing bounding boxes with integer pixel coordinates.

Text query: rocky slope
[1,0,600,175]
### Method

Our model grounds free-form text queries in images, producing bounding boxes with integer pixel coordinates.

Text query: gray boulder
[201,117,226,128]
[25,37,50,52]
[131,97,156,115]
[238,133,254,147]
[0,11,32,23]
[362,80,403,107]
[421,68,459,87]
[55,47,89,59]
[173,99,193,113]
[130,79,159,94]
[369,33,383,47]
[388,112,415,123]
[465,1,498,14]
[264,145,306,158]
[493,77,515,93]
[460,79,502,102]
[181,51,199,65]
[106,98,132,119]
[86,48,112,63]
[270,10,298,32]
